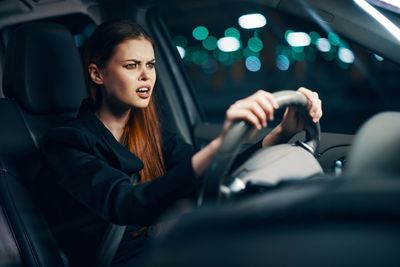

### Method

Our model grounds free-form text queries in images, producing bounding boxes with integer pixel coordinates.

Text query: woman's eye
[124,63,137,69]
[147,63,155,69]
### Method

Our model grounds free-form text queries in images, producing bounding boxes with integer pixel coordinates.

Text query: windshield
[161,2,400,134]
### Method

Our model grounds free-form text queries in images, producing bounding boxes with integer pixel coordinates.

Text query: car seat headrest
[3,22,87,114]
[346,112,400,176]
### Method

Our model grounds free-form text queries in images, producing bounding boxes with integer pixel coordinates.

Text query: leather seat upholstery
[0,22,86,267]
[346,112,400,177]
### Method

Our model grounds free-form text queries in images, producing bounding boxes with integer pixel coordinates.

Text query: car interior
[0,0,399,266]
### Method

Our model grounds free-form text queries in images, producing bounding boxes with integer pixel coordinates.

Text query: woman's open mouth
[136,87,151,99]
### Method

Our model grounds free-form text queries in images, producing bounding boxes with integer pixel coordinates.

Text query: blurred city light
[248,37,263,52]
[316,38,331,52]
[183,47,196,62]
[286,32,311,47]
[243,47,259,58]
[225,27,241,39]
[276,55,290,71]
[374,54,384,61]
[192,26,209,40]
[238,13,267,29]
[245,56,261,71]
[173,36,188,47]
[217,37,241,52]
[354,0,400,42]
[202,36,218,50]
[192,50,209,65]
[328,32,341,46]
[176,46,185,58]
[291,48,305,61]
[338,47,355,63]
[309,31,320,44]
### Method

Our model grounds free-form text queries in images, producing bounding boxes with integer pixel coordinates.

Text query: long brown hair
[84,19,165,182]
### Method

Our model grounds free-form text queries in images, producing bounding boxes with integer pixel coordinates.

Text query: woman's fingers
[232,100,268,127]
[227,90,279,129]
[224,87,322,133]
[253,90,279,121]
[226,108,263,130]
[297,87,323,123]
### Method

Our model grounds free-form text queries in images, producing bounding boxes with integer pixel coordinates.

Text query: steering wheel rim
[198,90,320,206]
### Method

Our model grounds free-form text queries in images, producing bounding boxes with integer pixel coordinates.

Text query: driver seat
[0,22,86,266]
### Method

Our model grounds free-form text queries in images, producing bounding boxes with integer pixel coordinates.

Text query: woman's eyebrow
[122,58,155,63]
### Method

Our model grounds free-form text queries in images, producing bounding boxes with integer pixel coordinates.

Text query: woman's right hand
[193,90,279,177]
[219,90,279,139]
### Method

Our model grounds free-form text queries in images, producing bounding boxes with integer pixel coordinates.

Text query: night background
[159,2,400,134]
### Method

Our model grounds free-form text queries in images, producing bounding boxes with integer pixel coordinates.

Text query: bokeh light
[173,36,188,47]
[338,47,355,64]
[192,50,209,65]
[176,46,185,58]
[238,13,267,29]
[276,55,290,71]
[214,49,235,65]
[317,38,331,52]
[217,37,241,52]
[286,32,311,47]
[328,32,341,46]
[245,56,261,71]
[202,36,218,50]
[248,37,263,52]
[193,26,209,40]
[309,31,320,44]
[183,47,196,62]
[292,48,305,61]
[374,54,384,61]
[225,27,241,39]
[243,47,260,58]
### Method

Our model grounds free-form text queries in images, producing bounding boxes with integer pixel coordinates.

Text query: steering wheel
[198,90,321,206]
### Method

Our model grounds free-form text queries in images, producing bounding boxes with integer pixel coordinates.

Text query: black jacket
[36,99,198,265]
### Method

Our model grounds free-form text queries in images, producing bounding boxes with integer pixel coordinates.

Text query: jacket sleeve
[41,127,198,226]
[161,129,198,171]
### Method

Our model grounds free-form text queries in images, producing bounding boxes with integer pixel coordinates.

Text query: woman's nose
[139,68,149,81]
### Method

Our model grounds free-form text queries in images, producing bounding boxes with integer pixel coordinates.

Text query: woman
[37,20,322,266]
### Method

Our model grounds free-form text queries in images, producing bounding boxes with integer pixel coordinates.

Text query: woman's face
[97,37,156,110]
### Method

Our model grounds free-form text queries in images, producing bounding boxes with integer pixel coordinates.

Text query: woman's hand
[279,87,323,139]
[193,90,279,177]
[192,88,322,177]
[219,90,279,139]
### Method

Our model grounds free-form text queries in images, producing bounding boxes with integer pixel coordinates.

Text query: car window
[161,3,400,134]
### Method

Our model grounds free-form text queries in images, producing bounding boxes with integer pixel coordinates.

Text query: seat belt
[96,173,140,266]
[96,223,126,267]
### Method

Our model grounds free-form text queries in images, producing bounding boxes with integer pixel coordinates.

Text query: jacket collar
[76,98,144,177]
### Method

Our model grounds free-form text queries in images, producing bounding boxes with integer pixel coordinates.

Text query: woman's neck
[96,103,131,143]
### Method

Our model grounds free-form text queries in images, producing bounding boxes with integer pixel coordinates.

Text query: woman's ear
[88,64,103,85]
